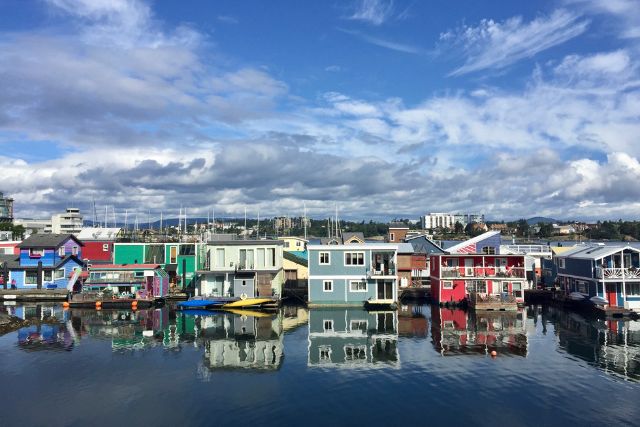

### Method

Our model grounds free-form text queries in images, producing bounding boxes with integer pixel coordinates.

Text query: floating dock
[468,293,518,311]
[0,289,68,301]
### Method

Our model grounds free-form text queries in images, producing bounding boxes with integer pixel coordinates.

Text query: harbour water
[1,303,639,426]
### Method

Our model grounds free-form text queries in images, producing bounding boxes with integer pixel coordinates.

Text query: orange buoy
[95,301,102,308]
[131,301,138,308]
[62,301,70,308]
[491,350,497,357]
[96,306,102,311]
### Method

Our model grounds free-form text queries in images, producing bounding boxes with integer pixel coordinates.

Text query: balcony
[367,263,396,277]
[440,266,525,279]
[596,267,640,280]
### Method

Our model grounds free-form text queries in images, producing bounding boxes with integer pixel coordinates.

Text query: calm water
[1,303,639,427]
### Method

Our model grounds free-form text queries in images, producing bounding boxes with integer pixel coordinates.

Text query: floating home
[112,242,202,290]
[307,308,399,368]
[83,264,169,298]
[554,245,640,310]
[77,227,121,264]
[307,243,399,307]
[430,253,527,305]
[196,240,285,299]
[0,234,84,289]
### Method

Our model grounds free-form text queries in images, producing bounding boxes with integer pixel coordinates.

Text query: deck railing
[368,264,396,277]
[596,267,640,279]
[469,292,517,304]
[441,266,525,279]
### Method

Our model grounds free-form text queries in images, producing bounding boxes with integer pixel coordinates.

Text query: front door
[606,283,618,306]
[377,280,393,300]
[464,258,474,276]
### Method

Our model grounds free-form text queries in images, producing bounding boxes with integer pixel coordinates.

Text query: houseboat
[307,243,399,308]
[430,253,527,309]
[554,244,640,315]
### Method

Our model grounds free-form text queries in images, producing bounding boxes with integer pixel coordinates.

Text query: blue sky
[0,0,639,222]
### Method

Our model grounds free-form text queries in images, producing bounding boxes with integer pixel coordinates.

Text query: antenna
[257,208,260,239]
[212,208,215,235]
[244,207,247,240]
[303,202,307,241]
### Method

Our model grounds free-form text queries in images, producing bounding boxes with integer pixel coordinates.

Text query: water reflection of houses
[1,304,75,352]
[198,312,284,371]
[551,308,640,382]
[431,306,528,356]
[307,308,399,368]
[398,304,428,338]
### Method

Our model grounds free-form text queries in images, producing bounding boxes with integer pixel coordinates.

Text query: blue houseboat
[308,243,399,307]
[0,234,84,289]
[555,244,640,310]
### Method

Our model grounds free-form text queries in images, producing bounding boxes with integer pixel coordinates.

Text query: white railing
[596,267,640,279]
[502,245,552,255]
[440,266,525,279]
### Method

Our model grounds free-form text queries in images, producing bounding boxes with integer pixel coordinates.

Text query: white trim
[344,251,365,266]
[309,244,399,251]
[442,280,453,289]
[319,251,330,265]
[322,280,333,292]
[323,319,334,332]
[349,280,367,292]
[350,319,368,332]
[310,275,371,280]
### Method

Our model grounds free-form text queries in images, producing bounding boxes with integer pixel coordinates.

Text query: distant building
[14,218,52,235]
[388,222,409,243]
[274,216,293,231]
[421,213,454,230]
[552,224,576,235]
[0,192,14,223]
[51,208,83,234]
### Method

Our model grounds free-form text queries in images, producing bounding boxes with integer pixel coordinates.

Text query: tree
[454,221,464,234]
[537,222,553,238]
[516,219,530,237]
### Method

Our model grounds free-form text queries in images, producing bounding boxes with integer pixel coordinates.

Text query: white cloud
[567,0,640,39]
[348,0,395,25]
[441,9,589,76]
[217,15,238,24]
[338,28,425,54]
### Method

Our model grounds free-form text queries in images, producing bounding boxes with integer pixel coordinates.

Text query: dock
[0,289,68,302]
[551,293,638,319]
[468,292,518,311]
[399,286,431,301]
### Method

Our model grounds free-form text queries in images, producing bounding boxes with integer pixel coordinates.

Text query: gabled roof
[405,234,445,255]
[397,243,415,254]
[18,233,84,249]
[446,231,500,254]
[54,255,84,269]
[0,254,20,269]
[342,232,365,244]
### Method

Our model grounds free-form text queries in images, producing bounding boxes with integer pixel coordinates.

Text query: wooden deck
[399,287,431,300]
[468,292,518,311]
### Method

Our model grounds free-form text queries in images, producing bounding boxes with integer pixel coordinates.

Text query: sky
[0,0,639,222]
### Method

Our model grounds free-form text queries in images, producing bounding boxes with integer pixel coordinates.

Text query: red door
[606,283,617,307]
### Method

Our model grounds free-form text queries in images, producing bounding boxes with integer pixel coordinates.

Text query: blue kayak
[177,297,237,309]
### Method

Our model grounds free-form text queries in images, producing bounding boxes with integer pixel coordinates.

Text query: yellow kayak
[224,308,273,318]
[222,298,273,308]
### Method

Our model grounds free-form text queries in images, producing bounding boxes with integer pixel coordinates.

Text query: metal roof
[397,243,415,254]
[557,244,640,260]
[446,231,500,253]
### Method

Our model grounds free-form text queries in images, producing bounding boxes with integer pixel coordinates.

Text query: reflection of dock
[398,304,428,338]
[0,289,67,301]
[307,308,399,368]
[431,306,527,356]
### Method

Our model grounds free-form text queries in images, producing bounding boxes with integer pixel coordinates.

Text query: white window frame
[344,251,365,266]
[323,280,333,292]
[72,246,78,256]
[319,345,332,362]
[559,258,565,269]
[344,345,367,361]
[442,281,453,289]
[323,319,334,332]
[54,269,65,280]
[102,243,109,252]
[29,248,44,258]
[319,251,330,265]
[390,232,395,241]
[350,320,368,332]
[627,283,640,296]
[58,247,65,257]
[349,280,367,292]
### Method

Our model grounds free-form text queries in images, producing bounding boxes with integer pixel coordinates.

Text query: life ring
[240,293,247,300]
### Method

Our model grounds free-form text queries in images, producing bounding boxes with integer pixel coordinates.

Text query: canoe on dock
[222,298,275,309]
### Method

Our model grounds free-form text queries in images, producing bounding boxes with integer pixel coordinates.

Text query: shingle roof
[0,254,20,269]
[18,233,83,249]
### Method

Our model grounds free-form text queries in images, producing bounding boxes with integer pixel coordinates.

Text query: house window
[443,320,455,329]
[43,270,52,281]
[319,346,332,361]
[390,233,395,241]
[323,280,333,292]
[482,246,496,255]
[54,269,65,280]
[58,247,65,257]
[323,319,334,332]
[350,320,367,332]
[102,244,109,252]
[446,258,458,267]
[627,283,640,296]
[29,248,44,258]
[284,241,290,248]
[215,248,225,267]
[344,345,367,361]
[169,246,177,264]
[268,248,276,267]
[443,281,453,289]
[319,251,330,265]
[345,252,364,266]
[257,248,265,267]
[72,246,78,256]
[25,271,38,284]
[350,280,367,292]
[559,258,565,269]
[512,282,523,298]
[467,280,486,293]
[577,281,587,294]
